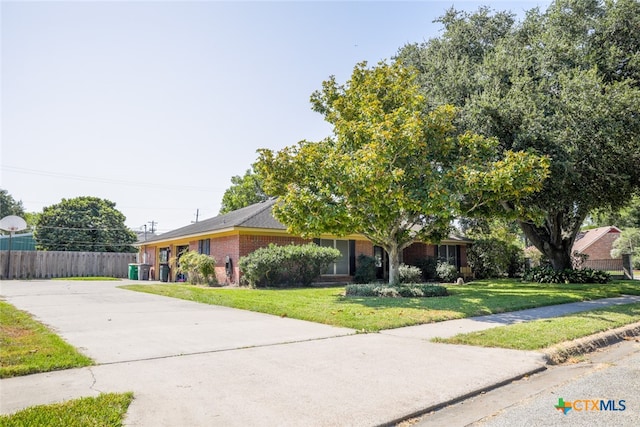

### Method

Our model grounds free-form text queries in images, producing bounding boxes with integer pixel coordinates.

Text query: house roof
[140,199,284,244]
[138,198,472,245]
[573,226,621,253]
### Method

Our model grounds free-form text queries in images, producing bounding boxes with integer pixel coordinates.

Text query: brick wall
[583,231,621,260]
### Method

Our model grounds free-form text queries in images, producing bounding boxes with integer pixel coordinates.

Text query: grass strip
[0,301,93,378]
[0,392,134,427]
[52,277,120,281]
[121,279,640,332]
[434,302,640,350]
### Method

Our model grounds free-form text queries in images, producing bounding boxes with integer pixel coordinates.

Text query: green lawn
[0,392,134,427]
[0,301,93,378]
[121,279,640,332]
[435,302,640,350]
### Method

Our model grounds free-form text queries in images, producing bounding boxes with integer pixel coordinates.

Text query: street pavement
[411,340,640,427]
[1,280,638,426]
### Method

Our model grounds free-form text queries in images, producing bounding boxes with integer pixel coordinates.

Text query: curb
[543,321,640,365]
[379,366,548,427]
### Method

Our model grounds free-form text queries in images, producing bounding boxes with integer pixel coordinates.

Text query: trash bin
[138,264,150,281]
[159,263,170,282]
[128,263,139,280]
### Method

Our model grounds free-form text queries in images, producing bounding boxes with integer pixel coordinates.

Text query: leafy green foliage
[590,194,640,228]
[398,263,422,284]
[238,243,340,287]
[344,283,448,298]
[177,252,218,286]
[611,228,640,269]
[353,254,378,284]
[436,261,459,283]
[0,392,134,426]
[0,188,25,219]
[467,238,524,279]
[256,61,548,284]
[397,0,640,271]
[412,257,438,281]
[34,197,137,252]
[219,168,269,214]
[523,266,610,284]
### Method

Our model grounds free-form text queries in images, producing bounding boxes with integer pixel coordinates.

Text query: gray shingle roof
[139,199,284,244]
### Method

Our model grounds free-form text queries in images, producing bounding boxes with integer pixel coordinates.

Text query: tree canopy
[396,0,640,270]
[0,189,25,220]
[256,61,549,284]
[34,196,137,252]
[219,168,268,214]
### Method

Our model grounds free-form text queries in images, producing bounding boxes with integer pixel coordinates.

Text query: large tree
[0,189,26,219]
[219,168,268,214]
[256,61,548,284]
[35,196,137,252]
[397,0,640,271]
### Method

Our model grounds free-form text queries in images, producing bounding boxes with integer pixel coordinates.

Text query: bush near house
[239,243,340,287]
[523,266,610,284]
[353,254,378,284]
[467,238,524,278]
[436,261,459,283]
[345,283,448,298]
[398,263,422,283]
[177,252,217,286]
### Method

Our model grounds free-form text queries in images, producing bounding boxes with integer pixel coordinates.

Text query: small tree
[611,228,640,269]
[177,252,218,286]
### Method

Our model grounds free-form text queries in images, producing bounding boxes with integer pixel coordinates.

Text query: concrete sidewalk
[1,280,638,426]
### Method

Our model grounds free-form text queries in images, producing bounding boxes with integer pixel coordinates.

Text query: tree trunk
[387,244,401,285]
[519,210,585,271]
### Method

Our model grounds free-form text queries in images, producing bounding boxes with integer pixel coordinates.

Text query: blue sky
[1,0,552,233]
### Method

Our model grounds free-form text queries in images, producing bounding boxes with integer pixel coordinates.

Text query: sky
[1,0,552,234]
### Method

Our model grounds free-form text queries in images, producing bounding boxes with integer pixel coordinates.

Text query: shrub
[522,266,610,284]
[398,263,422,284]
[467,238,524,279]
[177,252,218,286]
[413,257,438,281]
[353,254,378,284]
[436,261,458,283]
[345,283,448,298]
[238,243,340,287]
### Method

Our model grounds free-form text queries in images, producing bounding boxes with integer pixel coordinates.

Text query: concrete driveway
[0,280,547,426]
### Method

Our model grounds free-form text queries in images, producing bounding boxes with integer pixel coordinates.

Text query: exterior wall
[211,234,242,285]
[402,242,469,268]
[355,240,374,259]
[582,230,620,260]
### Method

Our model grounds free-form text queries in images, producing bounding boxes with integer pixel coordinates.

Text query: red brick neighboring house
[573,226,622,270]
[136,199,472,284]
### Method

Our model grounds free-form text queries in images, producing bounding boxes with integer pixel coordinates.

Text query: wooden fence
[0,251,137,280]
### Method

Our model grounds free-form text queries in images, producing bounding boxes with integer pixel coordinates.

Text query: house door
[374,246,388,280]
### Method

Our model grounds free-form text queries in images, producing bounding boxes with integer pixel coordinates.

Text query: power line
[1,165,222,192]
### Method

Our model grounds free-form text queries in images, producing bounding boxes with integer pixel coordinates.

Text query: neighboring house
[136,199,472,284]
[573,226,622,270]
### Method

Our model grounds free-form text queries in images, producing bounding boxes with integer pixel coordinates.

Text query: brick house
[136,199,471,284]
[573,226,622,270]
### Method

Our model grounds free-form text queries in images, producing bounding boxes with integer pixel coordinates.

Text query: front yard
[122,279,640,332]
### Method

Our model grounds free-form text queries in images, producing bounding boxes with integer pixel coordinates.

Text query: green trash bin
[128,263,139,280]
[159,263,170,282]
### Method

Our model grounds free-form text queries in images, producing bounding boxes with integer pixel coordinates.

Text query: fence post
[622,254,633,280]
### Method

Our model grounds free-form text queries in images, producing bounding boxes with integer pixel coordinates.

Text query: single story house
[136,199,472,284]
[573,226,622,270]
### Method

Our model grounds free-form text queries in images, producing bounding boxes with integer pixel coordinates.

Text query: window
[319,239,349,275]
[198,239,210,255]
[438,245,458,266]
[159,248,170,263]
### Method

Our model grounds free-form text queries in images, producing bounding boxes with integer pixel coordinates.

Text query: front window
[438,245,458,266]
[319,239,349,275]
[198,239,210,255]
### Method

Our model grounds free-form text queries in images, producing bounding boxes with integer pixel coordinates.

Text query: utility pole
[148,221,157,234]
[192,209,199,224]
[142,224,147,241]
